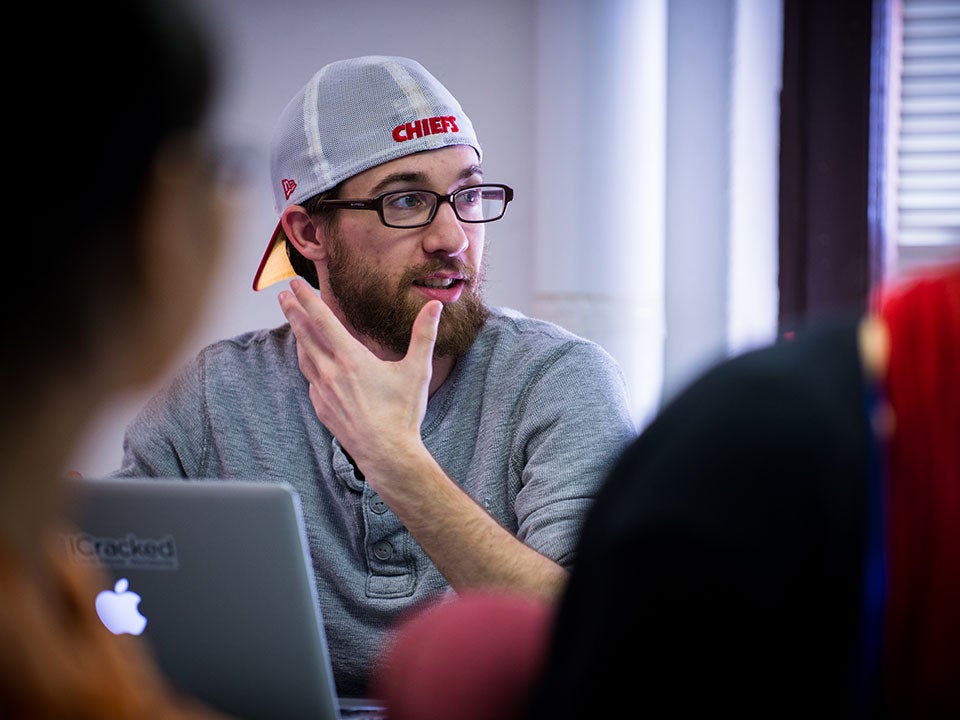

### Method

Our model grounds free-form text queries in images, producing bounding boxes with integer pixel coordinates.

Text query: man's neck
[429,354,457,396]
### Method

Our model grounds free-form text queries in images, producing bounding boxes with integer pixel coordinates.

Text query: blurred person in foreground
[373,260,959,719]
[0,1,231,716]
[111,54,636,696]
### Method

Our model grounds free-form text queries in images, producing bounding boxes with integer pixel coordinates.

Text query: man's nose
[421,201,469,255]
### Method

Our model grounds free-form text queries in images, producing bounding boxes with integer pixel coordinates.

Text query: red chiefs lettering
[392,115,460,142]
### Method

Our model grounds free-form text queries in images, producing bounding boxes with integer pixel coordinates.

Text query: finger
[278,291,335,391]
[278,279,343,352]
[289,278,338,330]
[404,300,442,373]
[294,335,321,382]
[277,281,313,332]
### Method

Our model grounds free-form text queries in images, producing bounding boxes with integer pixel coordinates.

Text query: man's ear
[281,205,328,261]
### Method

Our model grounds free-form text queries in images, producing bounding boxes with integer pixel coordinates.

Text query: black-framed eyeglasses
[311,183,514,229]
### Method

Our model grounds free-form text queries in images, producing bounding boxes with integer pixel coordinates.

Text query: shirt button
[370,494,389,514]
[372,540,393,561]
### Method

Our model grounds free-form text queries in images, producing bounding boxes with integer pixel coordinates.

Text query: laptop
[61,477,387,720]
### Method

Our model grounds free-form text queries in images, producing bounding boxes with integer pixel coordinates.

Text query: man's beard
[326,229,489,357]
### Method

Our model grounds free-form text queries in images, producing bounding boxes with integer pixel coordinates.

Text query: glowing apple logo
[95,578,148,635]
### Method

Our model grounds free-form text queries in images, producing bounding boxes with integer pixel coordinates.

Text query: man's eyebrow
[460,165,484,182]
[369,171,427,195]
[367,165,484,195]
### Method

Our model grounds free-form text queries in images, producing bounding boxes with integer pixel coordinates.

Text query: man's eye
[458,189,480,204]
[388,193,427,210]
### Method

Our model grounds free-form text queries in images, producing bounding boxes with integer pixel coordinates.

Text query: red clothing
[880,263,960,715]
[372,591,554,720]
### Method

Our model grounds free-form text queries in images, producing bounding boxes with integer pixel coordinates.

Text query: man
[115,55,636,696]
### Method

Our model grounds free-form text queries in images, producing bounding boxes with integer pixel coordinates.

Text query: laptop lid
[61,477,344,720]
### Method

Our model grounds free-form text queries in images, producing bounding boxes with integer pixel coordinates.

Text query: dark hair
[284,183,345,289]
[79,2,213,241]
[7,0,215,388]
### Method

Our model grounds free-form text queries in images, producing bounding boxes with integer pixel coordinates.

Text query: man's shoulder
[471,307,618,376]
[201,324,294,355]
[191,325,298,378]
[482,307,592,347]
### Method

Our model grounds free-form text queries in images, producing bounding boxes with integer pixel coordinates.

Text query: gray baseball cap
[253,55,482,291]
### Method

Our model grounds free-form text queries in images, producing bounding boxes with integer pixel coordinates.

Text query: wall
[71,0,782,476]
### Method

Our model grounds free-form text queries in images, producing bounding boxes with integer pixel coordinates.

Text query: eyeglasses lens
[382,186,506,227]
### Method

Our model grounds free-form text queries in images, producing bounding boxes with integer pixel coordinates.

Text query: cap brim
[252,221,297,291]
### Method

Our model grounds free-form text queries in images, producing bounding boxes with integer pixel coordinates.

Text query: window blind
[896,0,960,248]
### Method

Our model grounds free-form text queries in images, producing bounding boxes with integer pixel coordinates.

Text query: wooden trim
[779,0,876,334]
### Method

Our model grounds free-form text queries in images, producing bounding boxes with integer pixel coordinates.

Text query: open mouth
[413,276,463,289]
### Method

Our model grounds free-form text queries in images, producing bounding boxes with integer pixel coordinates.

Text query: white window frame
[879,0,960,279]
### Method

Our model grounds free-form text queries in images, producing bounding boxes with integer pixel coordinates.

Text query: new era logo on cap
[282,178,298,201]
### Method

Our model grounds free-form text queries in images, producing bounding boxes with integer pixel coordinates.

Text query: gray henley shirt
[114,306,637,695]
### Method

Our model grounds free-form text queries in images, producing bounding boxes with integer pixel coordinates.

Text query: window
[883,0,960,277]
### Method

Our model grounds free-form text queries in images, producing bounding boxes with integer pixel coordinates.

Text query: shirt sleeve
[510,338,637,568]
[111,353,211,478]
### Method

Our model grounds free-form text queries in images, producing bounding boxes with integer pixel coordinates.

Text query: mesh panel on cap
[269,56,482,215]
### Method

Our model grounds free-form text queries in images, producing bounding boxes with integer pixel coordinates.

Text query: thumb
[406,300,442,370]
